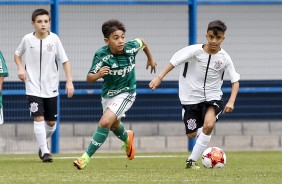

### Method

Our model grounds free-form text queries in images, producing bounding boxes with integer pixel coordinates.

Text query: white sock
[196,127,203,138]
[0,108,3,125]
[189,132,211,161]
[45,122,56,139]
[34,121,49,155]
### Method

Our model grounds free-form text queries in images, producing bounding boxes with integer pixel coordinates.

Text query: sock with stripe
[112,122,128,142]
[86,126,109,157]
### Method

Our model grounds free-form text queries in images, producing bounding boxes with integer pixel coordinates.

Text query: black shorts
[27,95,58,121]
[182,100,224,134]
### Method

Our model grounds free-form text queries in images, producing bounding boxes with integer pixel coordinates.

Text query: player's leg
[73,92,136,169]
[0,77,4,125]
[73,109,113,170]
[43,97,57,139]
[0,93,3,125]
[28,95,52,162]
[187,107,215,167]
[182,104,202,169]
[110,93,136,160]
[37,97,58,162]
[187,100,223,168]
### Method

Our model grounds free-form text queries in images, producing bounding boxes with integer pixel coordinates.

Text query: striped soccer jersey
[88,38,143,98]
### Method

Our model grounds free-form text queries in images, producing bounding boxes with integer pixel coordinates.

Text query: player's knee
[186,132,197,139]
[203,122,215,133]
[34,116,44,122]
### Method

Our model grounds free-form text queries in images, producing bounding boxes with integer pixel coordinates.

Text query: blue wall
[3,80,282,122]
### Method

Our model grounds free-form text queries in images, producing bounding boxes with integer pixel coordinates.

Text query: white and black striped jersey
[170,44,240,105]
[15,32,68,98]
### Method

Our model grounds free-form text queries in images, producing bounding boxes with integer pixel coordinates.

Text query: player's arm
[87,55,110,83]
[14,54,26,82]
[223,81,239,113]
[138,38,157,73]
[149,63,174,90]
[62,61,74,98]
[223,55,240,113]
[86,66,110,83]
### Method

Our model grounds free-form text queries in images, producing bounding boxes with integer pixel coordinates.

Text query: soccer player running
[149,20,240,169]
[0,51,9,125]
[14,9,74,162]
[73,19,157,170]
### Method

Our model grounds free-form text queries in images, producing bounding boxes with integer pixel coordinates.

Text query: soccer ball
[202,147,226,168]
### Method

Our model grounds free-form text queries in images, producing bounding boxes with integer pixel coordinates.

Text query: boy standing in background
[14,9,74,162]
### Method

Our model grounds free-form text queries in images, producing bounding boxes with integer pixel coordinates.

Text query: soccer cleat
[42,153,53,162]
[73,152,90,170]
[186,159,200,169]
[38,149,43,160]
[38,142,49,160]
[122,130,135,160]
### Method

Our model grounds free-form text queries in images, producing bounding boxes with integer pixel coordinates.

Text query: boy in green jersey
[74,19,157,170]
[0,51,9,124]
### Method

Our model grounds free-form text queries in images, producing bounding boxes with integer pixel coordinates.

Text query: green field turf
[0,151,281,184]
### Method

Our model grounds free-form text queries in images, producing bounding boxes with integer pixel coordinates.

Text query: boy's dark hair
[102,19,126,38]
[207,20,227,36]
[32,9,50,22]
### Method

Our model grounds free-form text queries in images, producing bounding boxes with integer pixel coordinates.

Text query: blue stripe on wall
[3,80,282,122]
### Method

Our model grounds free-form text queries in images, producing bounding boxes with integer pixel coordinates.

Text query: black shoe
[39,142,49,160]
[186,159,200,169]
[38,149,43,160]
[42,153,53,163]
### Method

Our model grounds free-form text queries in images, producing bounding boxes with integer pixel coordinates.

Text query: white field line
[11,154,187,160]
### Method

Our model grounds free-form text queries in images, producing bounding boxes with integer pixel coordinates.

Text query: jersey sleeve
[126,38,144,55]
[225,55,240,83]
[14,36,26,57]
[55,35,69,64]
[170,45,198,67]
[88,54,103,74]
[0,51,8,77]
[134,38,145,50]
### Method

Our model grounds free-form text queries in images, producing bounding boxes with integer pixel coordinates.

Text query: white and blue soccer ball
[202,147,226,168]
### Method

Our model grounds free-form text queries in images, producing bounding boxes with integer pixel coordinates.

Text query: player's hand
[17,68,26,82]
[223,101,234,114]
[66,81,74,98]
[149,76,162,90]
[98,66,110,77]
[146,60,157,74]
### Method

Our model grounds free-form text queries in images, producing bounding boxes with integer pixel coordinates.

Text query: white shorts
[0,108,3,124]
[102,92,136,119]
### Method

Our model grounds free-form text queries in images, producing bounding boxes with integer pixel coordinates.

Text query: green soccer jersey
[88,38,143,98]
[0,51,9,77]
[0,51,8,109]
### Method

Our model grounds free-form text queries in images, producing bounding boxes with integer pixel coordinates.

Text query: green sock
[112,122,128,142]
[86,126,109,157]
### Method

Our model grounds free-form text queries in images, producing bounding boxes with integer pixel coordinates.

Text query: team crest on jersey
[46,44,54,52]
[186,119,197,130]
[30,102,39,113]
[214,61,223,69]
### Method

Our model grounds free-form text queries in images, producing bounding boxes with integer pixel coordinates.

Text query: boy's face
[206,30,225,51]
[32,14,50,35]
[104,30,125,54]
